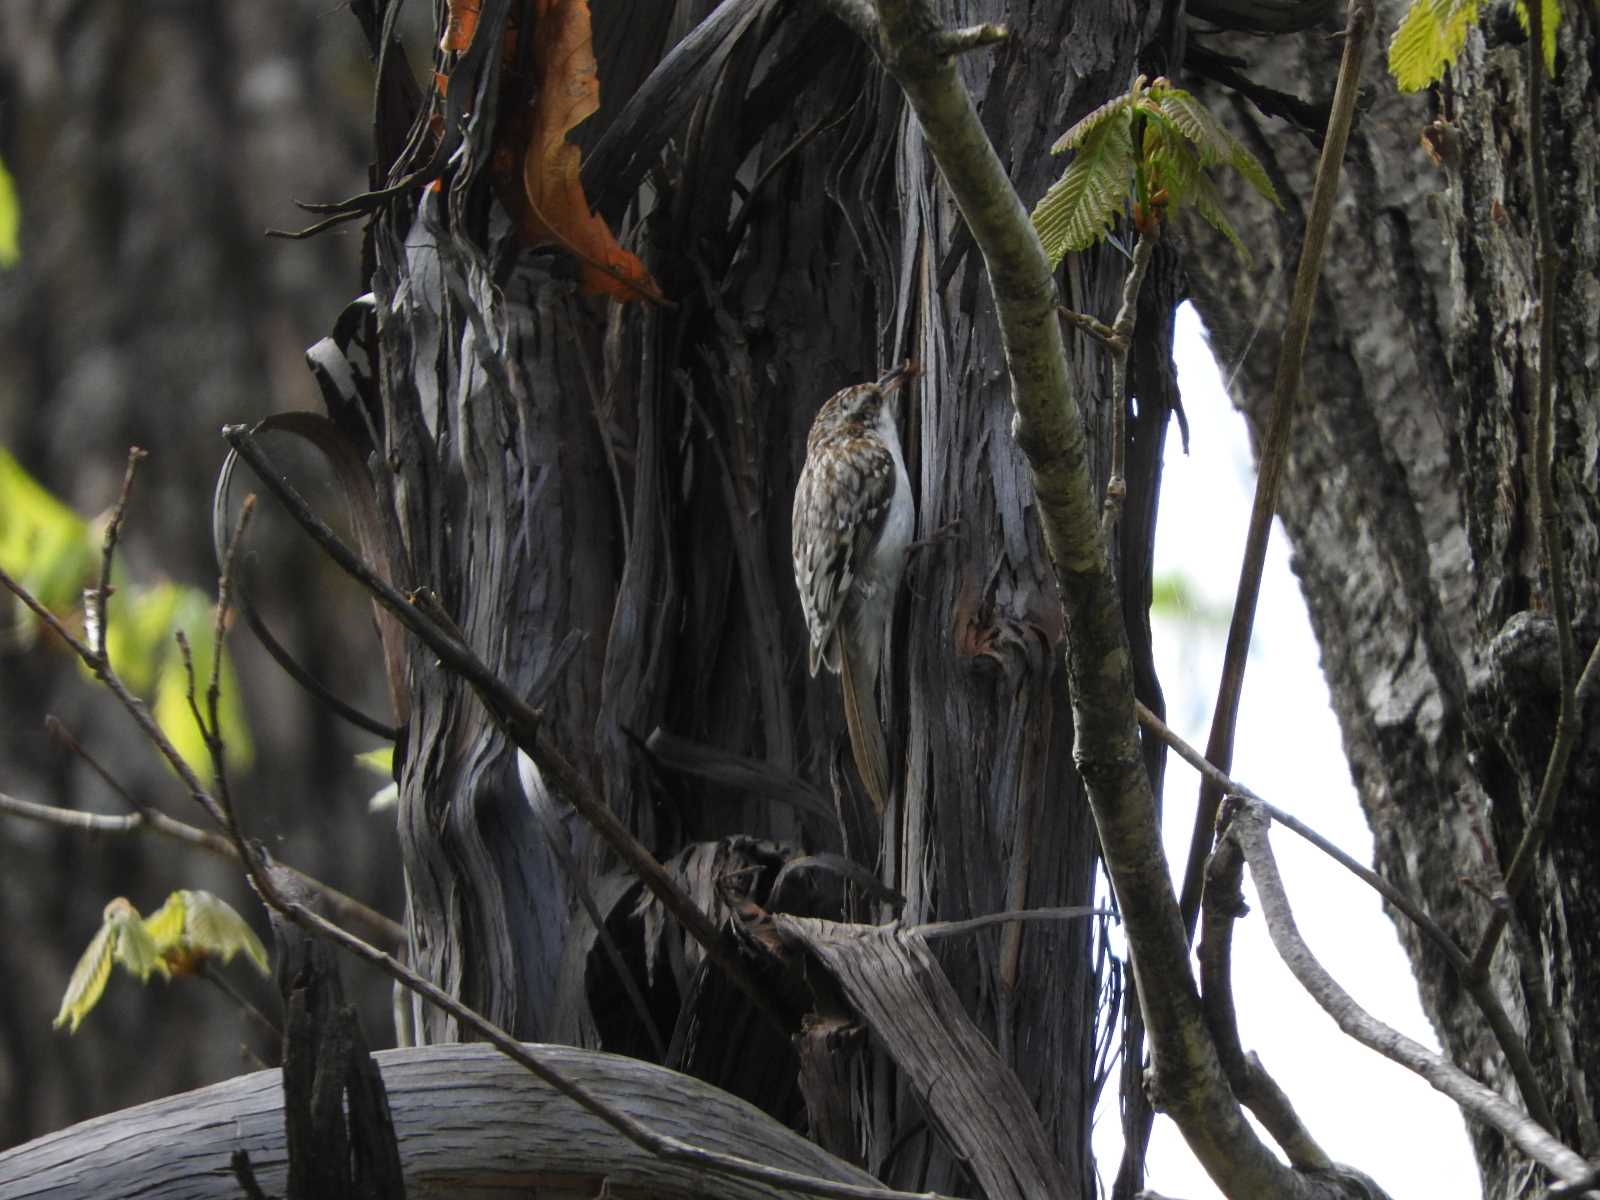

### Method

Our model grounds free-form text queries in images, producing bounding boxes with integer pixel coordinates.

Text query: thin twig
[46,715,148,813]
[0,563,231,833]
[1101,232,1156,543]
[1177,0,1376,943]
[1137,700,1559,1130]
[221,424,787,1031]
[1225,802,1593,1188]
[1198,834,1334,1172]
[90,447,147,663]
[929,23,1007,55]
[198,960,282,1043]
[0,787,403,947]
[1057,305,1121,348]
[201,497,256,849]
[911,906,1115,940]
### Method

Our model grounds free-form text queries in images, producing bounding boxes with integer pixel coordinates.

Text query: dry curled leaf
[440,0,483,53]
[497,0,663,303]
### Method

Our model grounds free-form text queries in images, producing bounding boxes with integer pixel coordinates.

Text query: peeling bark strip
[0,1045,881,1200]
[774,915,1073,1200]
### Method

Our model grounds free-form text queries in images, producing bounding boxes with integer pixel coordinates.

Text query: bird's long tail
[838,640,889,819]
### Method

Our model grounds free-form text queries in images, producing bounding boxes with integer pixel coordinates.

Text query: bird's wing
[792,434,896,675]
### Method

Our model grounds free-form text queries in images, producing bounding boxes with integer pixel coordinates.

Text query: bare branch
[0,789,402,949]
[912,905,1114,940]
[1101,233,1157,543]
[1176,0,1377,944]
[1226,801,1595,1187]
[1199,835,1334,1173]
[89,446,147,664]
[1138,700,1558,1129]
[0,562,231,834]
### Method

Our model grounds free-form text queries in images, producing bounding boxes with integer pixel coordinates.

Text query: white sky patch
[1091,303,1481,1200]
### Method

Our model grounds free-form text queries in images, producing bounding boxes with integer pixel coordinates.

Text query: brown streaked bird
[792,363,917,817]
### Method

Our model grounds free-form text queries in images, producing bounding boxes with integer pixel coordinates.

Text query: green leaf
[1148,84,1232,164]
[1182,165,1254,265]
[1388,0,1479,91]
[1145,123,1255,265]
[355,746,394,774]
[1514,0,1560,74]
[1032,108,1138,266]
[104,582,182,693]
[0,446,96,619]
[54,898,170,1034]
[0,154,18,268]
[1149,84,1280,207]
[1050,88,1142,154]
[146,889,269,976]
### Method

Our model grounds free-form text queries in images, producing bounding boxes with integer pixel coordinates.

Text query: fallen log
[0,1042,878,1200]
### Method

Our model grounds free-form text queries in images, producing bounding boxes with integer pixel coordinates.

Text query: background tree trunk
[1180,6,1600,1197]
[0,0,402,1145]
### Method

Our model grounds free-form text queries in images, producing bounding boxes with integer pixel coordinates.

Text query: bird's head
[814,362,919,439]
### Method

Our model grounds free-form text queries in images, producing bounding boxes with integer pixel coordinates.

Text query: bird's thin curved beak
[876,361,920,393]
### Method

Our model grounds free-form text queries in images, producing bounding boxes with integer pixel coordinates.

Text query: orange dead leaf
[440,0,483,53]
[509,0,663,303]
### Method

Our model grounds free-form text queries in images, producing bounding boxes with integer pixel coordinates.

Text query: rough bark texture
[1180,6,1600,1197]
[358,1,1162,1194]
[0,1043,880,1200]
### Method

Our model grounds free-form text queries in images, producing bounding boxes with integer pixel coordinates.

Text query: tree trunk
[1180,6,1600,1197]
[363,1,1162,1193]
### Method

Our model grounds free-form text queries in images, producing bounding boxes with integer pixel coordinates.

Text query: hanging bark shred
[441,0,663,302]
[772,917,1075,1200]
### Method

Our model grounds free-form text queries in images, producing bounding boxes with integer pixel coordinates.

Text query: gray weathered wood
[775,916,1074,1200]
[0,1043,880,1200]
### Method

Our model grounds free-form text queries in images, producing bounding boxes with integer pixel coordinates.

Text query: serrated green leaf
[1144,122,1206,209]
[1033,110,1138,265]
[1148,84,1281,208]
[0,154,18,269]
[1514,0,1560,74]
[1225,138,1281,209]
[1051,88,1141,154]
[54,898,169,1034]
[1149,85,1232,165]
[1388,0,1478,91]
[1183,165,1255,266]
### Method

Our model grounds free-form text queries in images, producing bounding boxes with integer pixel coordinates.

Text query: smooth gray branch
[1226,802,1595,1187]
